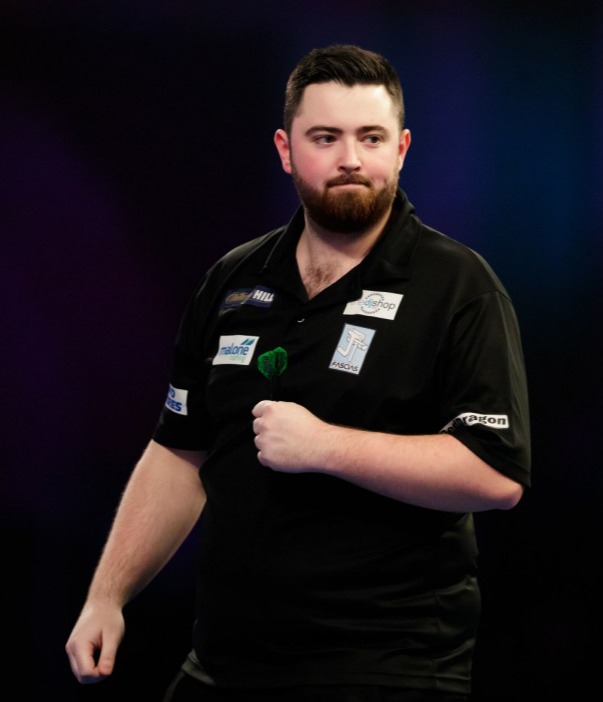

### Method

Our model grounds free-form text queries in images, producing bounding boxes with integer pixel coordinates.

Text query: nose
[338,138,361,172]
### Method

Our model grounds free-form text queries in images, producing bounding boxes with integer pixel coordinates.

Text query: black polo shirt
[153,190,531,693]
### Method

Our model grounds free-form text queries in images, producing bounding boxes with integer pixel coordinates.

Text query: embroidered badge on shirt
[343,290,403,320]
[213,335,260,365]
[221,286,275,309]
[165,384,188,415]
[329,324,375,375]
[440,412,510,433]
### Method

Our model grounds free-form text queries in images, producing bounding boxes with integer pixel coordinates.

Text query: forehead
[293,82,399,132]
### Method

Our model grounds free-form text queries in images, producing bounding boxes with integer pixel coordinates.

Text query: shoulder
[208,226,285,278]
[190,224,286,302]
[178,225,286,331]
[414,222,511,303]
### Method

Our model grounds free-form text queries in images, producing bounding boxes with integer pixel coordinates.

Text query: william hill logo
[212,335,259,366]
[247,287,274,307]
[221,286,275,309]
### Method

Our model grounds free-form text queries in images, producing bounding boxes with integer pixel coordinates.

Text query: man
[66,45,530,701]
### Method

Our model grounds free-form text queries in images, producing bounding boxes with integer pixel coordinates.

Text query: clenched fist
[251,400,332,473]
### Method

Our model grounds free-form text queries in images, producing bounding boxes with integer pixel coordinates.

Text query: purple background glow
[2,2,601,700]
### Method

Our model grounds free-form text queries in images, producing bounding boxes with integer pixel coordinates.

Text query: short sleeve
[152,279,214,451]
[437,290,531,487]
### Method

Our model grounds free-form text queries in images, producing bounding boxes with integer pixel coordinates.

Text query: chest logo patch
[213,335,259,365]
[344,290,403,320]
[221,286,275,309]
[329,324,375,375]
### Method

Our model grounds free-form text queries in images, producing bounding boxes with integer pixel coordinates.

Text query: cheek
[293,152,327,181]
[370,153,402,181]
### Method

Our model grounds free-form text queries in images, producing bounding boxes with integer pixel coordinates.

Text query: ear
[397,129,411,172]
[274,129,292,174]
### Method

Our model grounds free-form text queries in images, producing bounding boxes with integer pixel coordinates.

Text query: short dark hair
[283,44,405,134]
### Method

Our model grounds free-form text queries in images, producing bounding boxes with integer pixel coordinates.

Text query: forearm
[252,401,523,513]
[86,440,206,607]
[317,425,523,512]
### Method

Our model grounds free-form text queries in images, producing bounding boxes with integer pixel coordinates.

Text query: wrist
[315,423,349,475]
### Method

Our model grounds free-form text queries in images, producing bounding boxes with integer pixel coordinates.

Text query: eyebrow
[304,125,390,137]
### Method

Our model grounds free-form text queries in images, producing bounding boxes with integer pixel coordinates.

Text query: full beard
[291,167,399,235]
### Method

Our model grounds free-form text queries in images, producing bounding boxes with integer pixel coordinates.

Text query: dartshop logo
[344,290,403,320]
[441,412,509,433]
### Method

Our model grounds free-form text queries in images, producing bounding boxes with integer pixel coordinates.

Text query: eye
[314,134,336,145]
[363,134,383,145]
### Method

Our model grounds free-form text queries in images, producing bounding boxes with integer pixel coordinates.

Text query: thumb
[96,628,122,677]
[97,651,116,677]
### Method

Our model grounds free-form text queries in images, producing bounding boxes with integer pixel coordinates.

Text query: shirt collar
[260,188,420,290]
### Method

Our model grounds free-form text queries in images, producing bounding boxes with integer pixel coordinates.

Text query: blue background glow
[1,2,601,699]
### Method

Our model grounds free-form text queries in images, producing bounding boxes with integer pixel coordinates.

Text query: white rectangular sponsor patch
[344,290,403,320]
[165,384,188,415]
[329,324,375,375]
[212,335,259,366]
[440,412,509,433]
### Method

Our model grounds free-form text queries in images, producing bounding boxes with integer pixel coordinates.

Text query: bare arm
[252,400,523,513]
[65,439,207,684]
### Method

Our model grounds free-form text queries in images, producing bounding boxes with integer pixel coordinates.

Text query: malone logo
[213,335,259,365]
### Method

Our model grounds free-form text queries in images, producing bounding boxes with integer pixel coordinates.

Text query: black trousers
[162,671,468,702]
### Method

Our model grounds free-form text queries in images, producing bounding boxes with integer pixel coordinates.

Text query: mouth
[327,177,372,189]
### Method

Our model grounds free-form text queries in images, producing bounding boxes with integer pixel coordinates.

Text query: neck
[302,204,392,258]
[296,209,390,299]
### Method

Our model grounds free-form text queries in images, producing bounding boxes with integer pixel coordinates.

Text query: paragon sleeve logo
[212,335,260,365]
[440,412,509,433]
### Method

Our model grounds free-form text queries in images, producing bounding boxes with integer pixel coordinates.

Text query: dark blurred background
[2,1,601,700]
